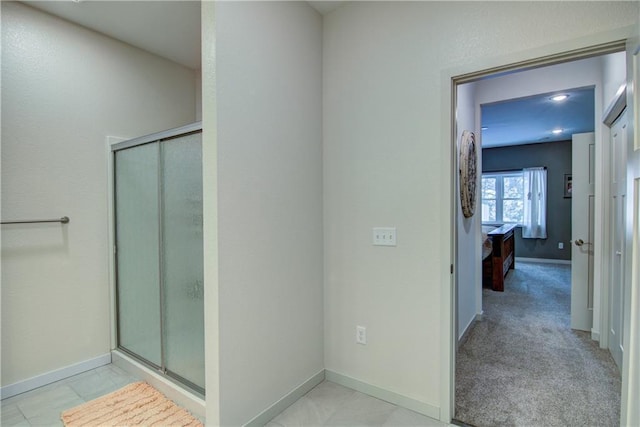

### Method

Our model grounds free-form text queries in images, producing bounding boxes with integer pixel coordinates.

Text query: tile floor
[1,364,138,426]
[1,364,446,426]
[267,381,446,426]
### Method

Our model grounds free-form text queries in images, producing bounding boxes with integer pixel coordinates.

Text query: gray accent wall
[482,141,572,260]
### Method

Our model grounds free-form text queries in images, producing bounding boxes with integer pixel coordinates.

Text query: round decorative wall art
[459,130,477,218]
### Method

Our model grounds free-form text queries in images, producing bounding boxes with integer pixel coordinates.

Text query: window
[481,172,524,224]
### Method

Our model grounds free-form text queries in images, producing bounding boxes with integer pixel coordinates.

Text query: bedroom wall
[482,141,573,261]
[456,82,480,342]
[215,2,324,425]
[1,2,196,387]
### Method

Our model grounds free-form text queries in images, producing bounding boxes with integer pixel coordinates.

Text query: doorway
[451,43,628,425]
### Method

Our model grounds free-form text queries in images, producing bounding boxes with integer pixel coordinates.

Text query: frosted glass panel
[115,143,161,366]
[161,133,204,390]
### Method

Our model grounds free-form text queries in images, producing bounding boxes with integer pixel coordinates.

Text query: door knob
[575,239,585,247]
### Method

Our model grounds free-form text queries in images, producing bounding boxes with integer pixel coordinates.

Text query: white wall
[215,2,323,425]
[201,2,220,423]
[196,68,203,121]
[603,51,627,109]
[1,2,196,387]
[323,1,638,416]
[456,82,480,342]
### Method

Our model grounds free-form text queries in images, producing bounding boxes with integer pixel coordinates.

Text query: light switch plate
[356,325,367,345]
[373,227,396,246]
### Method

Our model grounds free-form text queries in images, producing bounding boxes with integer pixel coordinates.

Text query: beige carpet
[61,381,203,427]
[455,262,620,426]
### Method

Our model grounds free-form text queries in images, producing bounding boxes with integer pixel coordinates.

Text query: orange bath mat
[61,381,202,426]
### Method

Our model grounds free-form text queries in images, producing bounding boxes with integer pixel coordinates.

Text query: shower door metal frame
[111,121,204,396]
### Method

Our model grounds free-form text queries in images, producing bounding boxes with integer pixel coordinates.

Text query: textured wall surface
[216,2,324,425]
[323,0,638,414]
[1,2,196,386]
[456,82,480,341]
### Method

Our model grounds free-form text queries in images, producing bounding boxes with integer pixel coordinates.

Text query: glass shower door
[161,132,204,391]
[114,124,204,395]
[115,143,162,367]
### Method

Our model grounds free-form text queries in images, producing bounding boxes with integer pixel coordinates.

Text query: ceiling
[25,1,202,69]
[308,1,347,14]
[481,87,595,148]
[23,1,346,71]
[21,0,603,145]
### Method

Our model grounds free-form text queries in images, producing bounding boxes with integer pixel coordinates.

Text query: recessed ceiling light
[481,127,488,130]
[550,94,569,102]
[552,129,563,134]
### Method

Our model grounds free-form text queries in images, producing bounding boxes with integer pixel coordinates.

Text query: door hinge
[450,264,454,274]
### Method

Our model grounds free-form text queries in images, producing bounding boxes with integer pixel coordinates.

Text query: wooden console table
[483,224,516,292]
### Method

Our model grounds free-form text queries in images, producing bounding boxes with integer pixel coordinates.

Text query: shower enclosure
[112,122,204,395]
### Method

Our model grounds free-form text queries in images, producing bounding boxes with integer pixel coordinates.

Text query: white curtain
[522,167,547,239]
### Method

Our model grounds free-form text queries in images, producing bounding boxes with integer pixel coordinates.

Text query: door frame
[602,89,628,360]
[106,122,204,395]
[442,28,633,423]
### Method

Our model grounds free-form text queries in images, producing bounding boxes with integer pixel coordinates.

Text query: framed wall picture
[459,130,477,218]
[564,174,572,198]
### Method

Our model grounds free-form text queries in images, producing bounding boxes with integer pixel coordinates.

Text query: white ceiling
[308,1,347,15]
[23,1,345,71]
[24,1,202,70]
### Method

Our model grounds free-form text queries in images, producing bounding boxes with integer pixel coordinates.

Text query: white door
[609,112,627,369]
[621,28,640,427]
[571,132,595,331]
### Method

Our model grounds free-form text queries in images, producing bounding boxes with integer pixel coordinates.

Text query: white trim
[0,353,111,400]
[516,257,571,265]
[111,122,202,152]
[325,370,440,420]
[111,350,205,419]
[457,312,483,348]
[458,313,479,344]
[621,174,640,426]
[106,136,128,351]
[591,329,601,342]
[244,370,325,427]
[441,69,455,425]
[202,3,221,424]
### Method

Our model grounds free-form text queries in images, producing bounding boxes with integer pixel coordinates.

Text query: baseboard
[591,329,600,342]
[244,369,325,427]
[325,370,440,421]
[458,316,476,344]
[458,312,483,349]
[111,350,205,419]
[516,257,571,265]
[0,353,111,400]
